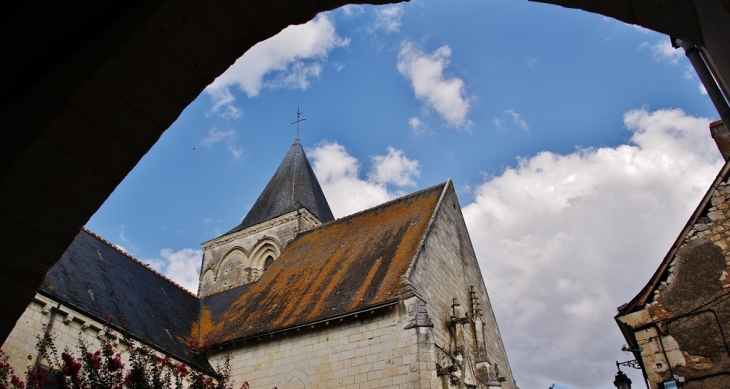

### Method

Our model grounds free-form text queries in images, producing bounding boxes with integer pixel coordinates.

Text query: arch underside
[1,0,727,344]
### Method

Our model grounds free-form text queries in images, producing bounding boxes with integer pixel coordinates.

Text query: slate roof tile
[40,229,211,372]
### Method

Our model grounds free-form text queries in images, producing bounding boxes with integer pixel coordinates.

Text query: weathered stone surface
[662,238,725,314]
[616,163,730,388]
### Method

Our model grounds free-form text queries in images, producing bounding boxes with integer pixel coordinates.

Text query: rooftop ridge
[308,181,448,230]
[404,179,452,280]
[81,227,198,298]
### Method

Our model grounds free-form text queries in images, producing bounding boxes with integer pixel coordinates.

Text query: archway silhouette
[0,0,727,344]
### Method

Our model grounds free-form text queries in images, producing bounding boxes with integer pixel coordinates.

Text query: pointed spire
[223,138,334,236]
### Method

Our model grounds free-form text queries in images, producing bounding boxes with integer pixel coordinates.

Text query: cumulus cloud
[310,142,420,217]
[700,83,708,95]
[303,108,721,387]
[462,108,722,388]
[397,42,473,129]
[369,147,421,186]
[200,128,243,158]
[148,248,203,293]
[205,15,349,115]
[369,5,404,33]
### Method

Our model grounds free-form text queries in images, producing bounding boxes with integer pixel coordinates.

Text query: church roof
[39,229,211,372]
[199,182,447,345]
[223,138,334,235]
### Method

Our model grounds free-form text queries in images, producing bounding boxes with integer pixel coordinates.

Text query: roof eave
[36,289,213,373]
[210,299,400,348]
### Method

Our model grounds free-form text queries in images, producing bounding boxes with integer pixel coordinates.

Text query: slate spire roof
[224,137,334,236]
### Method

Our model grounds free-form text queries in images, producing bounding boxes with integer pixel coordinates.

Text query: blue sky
[86,0,722,387]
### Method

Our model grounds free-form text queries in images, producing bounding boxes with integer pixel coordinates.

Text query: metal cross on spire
[291,107,306,140]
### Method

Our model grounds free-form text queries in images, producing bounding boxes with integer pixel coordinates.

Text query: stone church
[2,137,517,389]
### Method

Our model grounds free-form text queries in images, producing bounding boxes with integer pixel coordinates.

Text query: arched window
[264,255,274,270]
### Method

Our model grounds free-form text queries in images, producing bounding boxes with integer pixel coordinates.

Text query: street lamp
[613,361,634,389]
[613,369,632,389]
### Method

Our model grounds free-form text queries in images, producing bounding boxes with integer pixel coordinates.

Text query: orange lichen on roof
[185,306,213,344]
[201,183,446,345]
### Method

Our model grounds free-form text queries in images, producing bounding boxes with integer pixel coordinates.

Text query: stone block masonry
[210,306,437,389]
[2,293,189,379]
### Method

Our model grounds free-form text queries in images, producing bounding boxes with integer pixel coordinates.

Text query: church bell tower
[197,136,334,297]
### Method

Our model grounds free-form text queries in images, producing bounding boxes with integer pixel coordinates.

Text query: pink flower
[172,363,188,378]
[11,375,24,389]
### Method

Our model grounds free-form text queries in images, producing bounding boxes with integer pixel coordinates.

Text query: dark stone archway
[0,0,727,342]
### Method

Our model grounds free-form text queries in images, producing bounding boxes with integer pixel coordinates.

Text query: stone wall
[209,304,434,389]
[408,187,516,389]
[617,179,730,388]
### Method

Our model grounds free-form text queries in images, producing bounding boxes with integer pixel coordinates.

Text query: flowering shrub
[0,324,276,389]
[0,348,25,389]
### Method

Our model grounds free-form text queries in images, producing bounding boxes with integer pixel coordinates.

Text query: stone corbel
[396,276,421,299]
[404,298,434,329]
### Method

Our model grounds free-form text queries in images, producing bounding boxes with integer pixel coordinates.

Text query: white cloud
[494,110,530,133]
[115,225,136,253]
[408,117,422,133]
[369,147,421,187]
[118,225,130,244]
[683,65,695,80]
[340,4,364,18]
[148,248,203,293]
[507,109,530,132]
[493,118,505,131]
[631,24,652,34]
[700,83,708,95]
[205,15,349,114]
[310,142,420,217]
[462,108,722,388]
[643,39,683,64]
[200,128,243,158]
[369,5,404,33]
[304,109,721,386]
[397,42,473,129]
[206,87,242,119]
